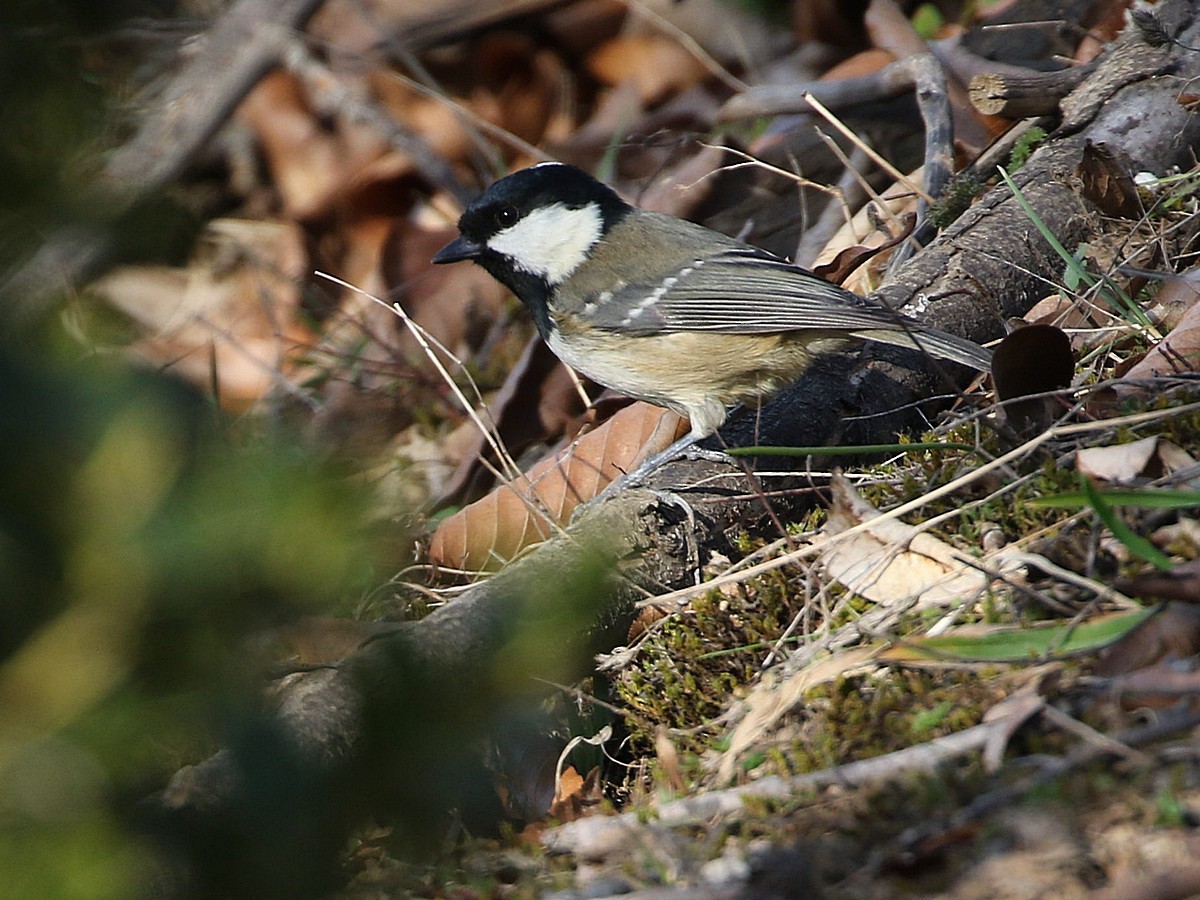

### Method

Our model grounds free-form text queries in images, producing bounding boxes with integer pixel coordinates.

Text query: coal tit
[433,162,991,442]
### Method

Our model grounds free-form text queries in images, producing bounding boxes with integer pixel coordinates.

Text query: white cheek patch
[487,203,602,285]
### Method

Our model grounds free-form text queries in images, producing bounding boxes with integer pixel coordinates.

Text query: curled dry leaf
[1077,140,1143,220]
[991,323,1073,435]
[1148,266,1200,332]
[380,219,511,361]
[813,212,916,285]
[428,404,689,572]
[1022,294,1111,353]
[367,71,476,163]
[1093,602,1200,696]
[810,173,923,295]
[1122,269,1200,382]
[991,323,1074,433]
[438,338,583,509]
[548,765,604,825]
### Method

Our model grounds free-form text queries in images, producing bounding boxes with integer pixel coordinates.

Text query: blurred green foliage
[0,344,377,899]
[0,0,202,274]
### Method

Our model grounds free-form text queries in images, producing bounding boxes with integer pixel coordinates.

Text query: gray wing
[589,247,992,370]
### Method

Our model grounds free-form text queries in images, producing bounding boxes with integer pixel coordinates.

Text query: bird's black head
[432,163,631,334]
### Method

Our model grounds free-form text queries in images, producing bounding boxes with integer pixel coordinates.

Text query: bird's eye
[495,205,519,228]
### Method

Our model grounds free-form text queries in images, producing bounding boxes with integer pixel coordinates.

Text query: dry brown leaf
[438,338,582,509]
[90,219,312,408]
[1094,601,1200,677]
[1023,294,1113,349]
[368,72,476,163]
[548,765,604,824]
[380,218,510,361]
[237,70,386,221]
[1148,267,1200,332]
[813,213,916,285]
[1123,274,1200,382]
[820,475,993,610]
[991,324,1074,432]
[654,726,687,793]
[811,172,923,293]
[1076,436,1161,483]
[1078,140,1143,219]
[587,34,708,106]
[428,404,689,572]
[484,37,567,146]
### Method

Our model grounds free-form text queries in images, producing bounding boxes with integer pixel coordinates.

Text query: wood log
[969,63,1098,118]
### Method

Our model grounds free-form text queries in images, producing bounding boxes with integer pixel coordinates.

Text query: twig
[969,63,1099,118]
[805,92,932,204]
[545,716,1012,855]
[314,272,524,486]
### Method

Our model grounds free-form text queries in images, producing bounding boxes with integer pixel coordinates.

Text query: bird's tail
[853,327,993,372]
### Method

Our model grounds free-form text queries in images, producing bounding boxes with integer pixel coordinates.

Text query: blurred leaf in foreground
[0,345,375,899]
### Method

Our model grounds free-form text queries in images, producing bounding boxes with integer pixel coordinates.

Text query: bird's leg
[596,403,759,498]
[592,434,731,505]
[622,432,741,489]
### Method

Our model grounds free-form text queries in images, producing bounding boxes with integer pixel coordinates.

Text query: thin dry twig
[545,715,1014,855]
[315,272,525,488]
[805,92,933,204]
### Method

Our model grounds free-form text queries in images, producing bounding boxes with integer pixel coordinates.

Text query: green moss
[1008,125,1047,171]
[614,583,802,754]
[928,172,986,228]
[773,668,999,776]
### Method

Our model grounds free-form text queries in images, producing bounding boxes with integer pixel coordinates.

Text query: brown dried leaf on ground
[587,34,708,106]
[89,219,313,408]
[1078,140,1143,220]
[821,475,997,610]
[1123,271,1200,382]
[379,217,511,362]
[1149,267,1200,333]
[237,69,388,221]
[548,765,604,824]
[428,404,688,572]
[437,338,592,508]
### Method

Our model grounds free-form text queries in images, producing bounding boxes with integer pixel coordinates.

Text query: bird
[433,161,990,461]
